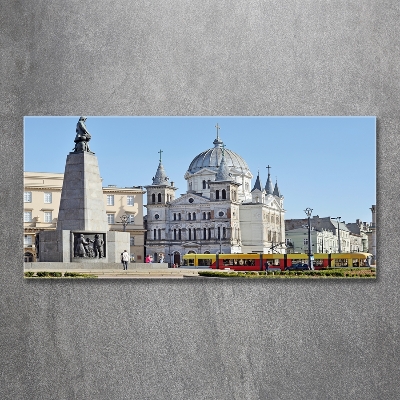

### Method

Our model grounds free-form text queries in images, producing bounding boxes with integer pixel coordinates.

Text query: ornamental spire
[273,178,282,197]
[251,170,262,191]
[215,150,231,181]
[152,151,170,185]
[265,165,274,194]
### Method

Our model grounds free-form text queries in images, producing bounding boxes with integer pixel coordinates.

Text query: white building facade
[145,131,286,265]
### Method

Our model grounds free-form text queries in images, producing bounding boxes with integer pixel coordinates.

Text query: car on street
[285,263,309,271]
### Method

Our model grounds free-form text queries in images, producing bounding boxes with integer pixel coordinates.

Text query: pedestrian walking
[121,250,129,270]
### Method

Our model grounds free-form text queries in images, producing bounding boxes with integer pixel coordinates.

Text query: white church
[145,128,286,265]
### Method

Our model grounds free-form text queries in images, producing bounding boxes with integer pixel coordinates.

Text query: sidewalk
[24,266,202,279]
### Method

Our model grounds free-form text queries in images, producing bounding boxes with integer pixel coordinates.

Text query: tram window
[334,259,348,267]
[199,259,212,266]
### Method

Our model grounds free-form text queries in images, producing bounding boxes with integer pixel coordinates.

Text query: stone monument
[38,117,130,263]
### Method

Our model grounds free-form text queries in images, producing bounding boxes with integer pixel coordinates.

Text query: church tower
[144,150,177,262]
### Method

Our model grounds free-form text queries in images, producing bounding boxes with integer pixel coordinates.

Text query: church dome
[187,135,250,175]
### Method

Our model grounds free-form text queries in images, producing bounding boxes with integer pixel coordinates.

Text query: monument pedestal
[39,230,129,263]
[38,126,130,264]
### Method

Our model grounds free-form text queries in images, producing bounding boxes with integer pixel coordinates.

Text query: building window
[130,236,135,246]
[203,228,207,239]
[222,189,226,199]
[24,192,32,203]
[173,213,176,220]
[158,229,161,240]
[217,227,221,239]
[154,213,160,220]
[193,212,196,220]
[218,211,224,217]
[44,211,52,223]
[174,229,177,240]
[107,195,114,206]
[127,196,134,206]
[203,180,206,189]
[44,192,52,203]
[154,229,157,239]
[188,229,192,240]
[128,214,135,223]
[203,212,206,220]
[178,229,182,240]
[24,235,32,246]
[188,213,191,220]
[216,190,220,200]
[208,212,211,220]
[189,197,194,203]
[208,228,211,240]
[194,229,197,240]
[152,193,156,203]
[107,214,115,224]
[178,213,181,220]
[303,238,308,245]
[157,193,162,202]
[223,227,226,238]
[24,211,32,222]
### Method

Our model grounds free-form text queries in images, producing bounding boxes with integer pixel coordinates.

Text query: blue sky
[24,116,376,223]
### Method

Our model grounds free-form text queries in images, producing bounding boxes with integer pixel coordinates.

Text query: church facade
[145,130,286,265]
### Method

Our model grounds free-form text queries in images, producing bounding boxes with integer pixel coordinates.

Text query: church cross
[158,149,163,163]
[266,165,271,175]
[215,123,220,140]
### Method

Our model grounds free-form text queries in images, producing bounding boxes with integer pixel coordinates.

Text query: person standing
[121,250,129,270]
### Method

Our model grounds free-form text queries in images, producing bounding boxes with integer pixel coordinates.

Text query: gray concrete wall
[4,2,397,400]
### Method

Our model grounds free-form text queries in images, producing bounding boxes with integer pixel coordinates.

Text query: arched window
[216,190,219,200]
[178,213,181,220]
[203,180,206,189]
[194,229,196,240]
[203,212,206,220]
[193,212,196,220]
[178,229,182,240]
[174,229,177,240]
[222,189,226,199]
[188,229,192,240]
[203,228,207,239]
[153,229,157,240]
[208,228,211,240]
[173,213,176,221]
[157,193,162,202]
[188,213,191,220]
[217,227,221,239]
[223,227,226,238]
[152,193,155,203]
[158,229,161,240]
[207,180,211,188]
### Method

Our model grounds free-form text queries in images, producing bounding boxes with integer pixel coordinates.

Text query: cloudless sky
[24,116,376,223]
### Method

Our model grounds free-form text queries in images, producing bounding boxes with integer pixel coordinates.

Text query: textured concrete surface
[1,1,397,399]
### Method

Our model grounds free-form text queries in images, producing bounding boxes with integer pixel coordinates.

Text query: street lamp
[331,217,342,253]
[304,208,314,270]
[117,214,131,232]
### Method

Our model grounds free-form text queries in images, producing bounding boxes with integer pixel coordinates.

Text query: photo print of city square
[24,116,376,279]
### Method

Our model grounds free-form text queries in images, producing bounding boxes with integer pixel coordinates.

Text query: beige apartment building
[24,172,146,262]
